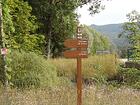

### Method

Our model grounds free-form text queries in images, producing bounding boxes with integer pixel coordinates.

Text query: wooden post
[64,25,88,105]
[77,26,82,105]
[77,56,82,105]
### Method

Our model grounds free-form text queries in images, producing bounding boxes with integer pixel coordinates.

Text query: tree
[27,0,77,58]
[80,0,105,14]
[0,0,12,86]
[4,0,45,54]
[27,0,106,58]
[119,10,140,61]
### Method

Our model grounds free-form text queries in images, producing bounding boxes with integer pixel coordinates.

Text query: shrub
[121,68,140,89]
[9,50,59,88]
[111,67,140,89]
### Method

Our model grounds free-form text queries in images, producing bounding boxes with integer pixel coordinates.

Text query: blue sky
[77,0,140,25]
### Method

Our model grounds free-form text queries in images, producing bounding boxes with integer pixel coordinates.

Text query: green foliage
[2,0,15,38]
[8,50,59,88]
[82,26,111,54]
[0,0,111,88]
[2,0,108,57]
[92,71,108,85]
[8,0,37,34]
[2,0,45,54]
[1,0,45,86]
[118,68,140,89]
[79,0,105,14]
[27,0,78,57]
[108,67,140,89]
[13,34,45,54]
[120,10,140,61]
[2,0,108,58]
[27,0,107,57]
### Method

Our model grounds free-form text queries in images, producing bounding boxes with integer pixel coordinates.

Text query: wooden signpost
[64,50,88,58]
[64,26,88,105]
[64,39,88,48]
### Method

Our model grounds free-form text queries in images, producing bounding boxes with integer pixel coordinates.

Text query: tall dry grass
[49,54,118,80]
[0,86,140,105]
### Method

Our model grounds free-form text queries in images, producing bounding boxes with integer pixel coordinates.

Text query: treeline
[1,0,110,58]
[83,26,111,54]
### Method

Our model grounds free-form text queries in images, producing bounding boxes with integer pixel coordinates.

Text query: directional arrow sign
[64,39,88,48]
[64,50,88,58]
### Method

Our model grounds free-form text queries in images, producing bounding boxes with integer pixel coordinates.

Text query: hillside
[90,23,129,47]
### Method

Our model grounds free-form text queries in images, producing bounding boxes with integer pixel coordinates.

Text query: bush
[109,67,140,89]
[119,68,140,89]
[9,50,59,88]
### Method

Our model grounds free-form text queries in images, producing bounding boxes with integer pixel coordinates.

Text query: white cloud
[77,0,140,25]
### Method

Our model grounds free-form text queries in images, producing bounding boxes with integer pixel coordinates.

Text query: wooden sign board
[64,39,88,48]
[64,50,88,58]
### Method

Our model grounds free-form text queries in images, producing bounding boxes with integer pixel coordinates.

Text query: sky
[77,0,140,25]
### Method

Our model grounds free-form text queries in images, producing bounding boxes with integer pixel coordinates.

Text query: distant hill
[90,23,129,47]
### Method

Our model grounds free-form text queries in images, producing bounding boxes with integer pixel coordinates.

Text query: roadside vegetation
[0,51,140,105]
[0,0,140,105]
[1,51,118,88]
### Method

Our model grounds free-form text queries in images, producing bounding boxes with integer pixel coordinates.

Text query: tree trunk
[0,1,8,87]
[45,0,56,59]
[0,2,3,46]
[47,33,51,59]
[45,12,52,59]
